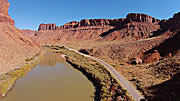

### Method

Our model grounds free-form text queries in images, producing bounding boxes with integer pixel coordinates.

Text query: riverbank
[0,51,44,98]
[47,45,133,101]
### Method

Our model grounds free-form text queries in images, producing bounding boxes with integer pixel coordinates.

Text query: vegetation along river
[1,50,95,101]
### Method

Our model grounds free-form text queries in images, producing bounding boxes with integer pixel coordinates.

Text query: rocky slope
[0,0,40,75]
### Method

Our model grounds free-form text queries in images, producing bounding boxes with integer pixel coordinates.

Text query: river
[1,50,95,101]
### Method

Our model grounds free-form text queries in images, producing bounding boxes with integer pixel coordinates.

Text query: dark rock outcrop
[143,50,161,63]
[38,23,56,31]
[160,12,180,30]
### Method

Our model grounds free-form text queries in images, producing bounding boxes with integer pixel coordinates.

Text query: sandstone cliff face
[38,18,126,31]
[33,13,162,48]
[98,13,161,41]
[57,21,79,30]
[34,26,113,44]
[126,13,160,23]
[37,13,161,41]
[0,0,9,15]
[0,0,14,25]
[38,23,56,31]
[0,0,40,75]
[38,13,160,31]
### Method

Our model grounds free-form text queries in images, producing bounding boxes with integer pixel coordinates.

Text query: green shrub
[25,57,34,62]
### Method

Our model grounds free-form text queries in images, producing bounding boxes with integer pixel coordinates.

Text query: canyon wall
[38,13,159,31]
[36,13,160,43]
[0,0,40,75]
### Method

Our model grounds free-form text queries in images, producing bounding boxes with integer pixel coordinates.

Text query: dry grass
[115,56,180,100]
[0,53,43,97]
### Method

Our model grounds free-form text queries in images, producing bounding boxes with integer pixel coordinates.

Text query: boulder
[131,57,143,65]
[143,50,161,63]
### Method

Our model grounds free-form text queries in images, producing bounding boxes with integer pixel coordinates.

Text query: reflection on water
[39,51,64,66]
[2,51,95,101]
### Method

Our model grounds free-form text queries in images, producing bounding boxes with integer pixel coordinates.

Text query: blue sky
[8,0,180,30]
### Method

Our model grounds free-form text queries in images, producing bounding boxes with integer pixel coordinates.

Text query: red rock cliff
[37,12,180,33]
[38,13,160,31]
[38,18,126,31]
[0,0,15,25]
[126,13,160,23]
[38,23,56,31]
[160,12,180,30]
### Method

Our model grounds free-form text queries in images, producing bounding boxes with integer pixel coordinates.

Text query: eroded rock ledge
[38,13,159,31]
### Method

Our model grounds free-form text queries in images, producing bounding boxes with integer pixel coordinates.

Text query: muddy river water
[2,51,95,101]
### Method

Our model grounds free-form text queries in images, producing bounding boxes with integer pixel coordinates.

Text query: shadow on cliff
[150,29,167,38]
[147,73,180,101]
[145,31,180,56]
[100,27,118,37]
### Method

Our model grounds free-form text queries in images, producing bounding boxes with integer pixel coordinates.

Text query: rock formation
[0,0,40,75]
[37,13,161,41]
[38,13,160,31]
[0,0,14,25]
[38,18,126,31]
[126,13,160,23]
[143,50,161,63]
[160,12,180,30]
[38,23,56,31]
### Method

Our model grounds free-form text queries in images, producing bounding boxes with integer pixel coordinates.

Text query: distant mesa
[38,12,180,35]
[38,19,124,31]
[38,13,160,31]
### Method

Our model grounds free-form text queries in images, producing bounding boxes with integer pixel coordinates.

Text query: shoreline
[66,58,101,100]
[0,51,45,98]
[49,45,133,101]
